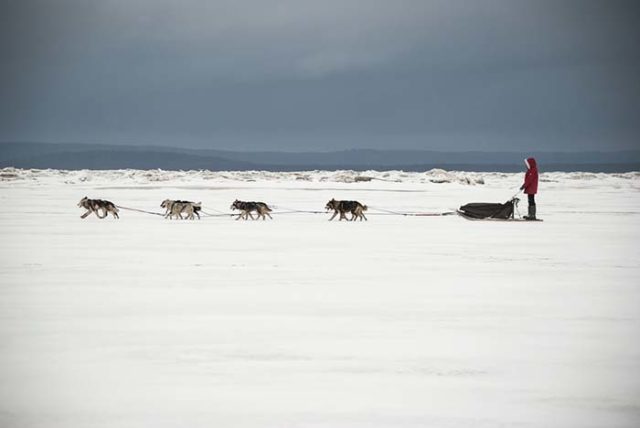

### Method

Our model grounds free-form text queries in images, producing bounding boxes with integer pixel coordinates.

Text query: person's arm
[521,171,531,190]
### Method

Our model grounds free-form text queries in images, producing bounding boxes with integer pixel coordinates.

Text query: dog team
[78,197,368,221]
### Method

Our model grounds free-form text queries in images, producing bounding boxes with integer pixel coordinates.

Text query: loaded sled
[457,197,542,221]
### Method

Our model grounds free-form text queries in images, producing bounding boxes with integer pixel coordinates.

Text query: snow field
[1,169,639,427]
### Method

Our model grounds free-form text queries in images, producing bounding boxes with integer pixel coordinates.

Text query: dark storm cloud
[1,0,639,150]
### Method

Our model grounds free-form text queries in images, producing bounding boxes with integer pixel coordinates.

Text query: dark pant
[528,194,536,206]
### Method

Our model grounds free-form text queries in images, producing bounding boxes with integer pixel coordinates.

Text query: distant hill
[0,147,261,171]
[1,142,639,172]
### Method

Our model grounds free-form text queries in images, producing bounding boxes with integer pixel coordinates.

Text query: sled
[457,197,542,222]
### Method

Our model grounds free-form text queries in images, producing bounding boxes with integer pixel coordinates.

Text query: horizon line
[1,141,638,155]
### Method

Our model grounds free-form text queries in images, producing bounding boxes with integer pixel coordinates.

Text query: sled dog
[230,200,273,220]
[325,199,368,221]
[160,199,201,220]
[78,197,119,219]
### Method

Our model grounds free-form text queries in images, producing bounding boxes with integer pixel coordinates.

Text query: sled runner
[457,213,543,222]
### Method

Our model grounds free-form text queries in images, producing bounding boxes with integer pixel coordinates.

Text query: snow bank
[2,167,638,189]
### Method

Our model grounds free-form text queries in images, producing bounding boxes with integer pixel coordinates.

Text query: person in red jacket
[520,157,539,220]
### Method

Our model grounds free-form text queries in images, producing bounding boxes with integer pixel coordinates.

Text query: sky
[1,0,639,152]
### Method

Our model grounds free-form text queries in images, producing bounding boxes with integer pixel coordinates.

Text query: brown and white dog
[160,199,201,220]
[325,199,368,221]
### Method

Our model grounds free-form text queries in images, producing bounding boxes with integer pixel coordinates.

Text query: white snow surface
[1,168,639,428]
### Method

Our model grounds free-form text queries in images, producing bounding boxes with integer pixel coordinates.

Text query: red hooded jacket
[523,157,538,194]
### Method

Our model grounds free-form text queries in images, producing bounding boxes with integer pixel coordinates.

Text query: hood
[524,157,537,170]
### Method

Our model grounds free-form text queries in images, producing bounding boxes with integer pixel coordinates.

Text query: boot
[524,205,536,220]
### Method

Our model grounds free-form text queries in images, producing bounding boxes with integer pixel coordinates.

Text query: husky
[230,200,273,220]
[325,199,368,221]
[78,197,119,219]
[160,199,201,220]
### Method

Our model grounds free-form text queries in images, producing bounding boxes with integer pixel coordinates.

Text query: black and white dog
[78,197,119,219]
[230,200,273,220]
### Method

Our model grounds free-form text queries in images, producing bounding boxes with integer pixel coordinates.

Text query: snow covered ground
[1,168,639,428]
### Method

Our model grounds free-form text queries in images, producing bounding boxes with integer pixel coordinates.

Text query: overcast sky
[1,0,638,151]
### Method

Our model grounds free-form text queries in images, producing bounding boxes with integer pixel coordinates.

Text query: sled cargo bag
[458,199,516,220]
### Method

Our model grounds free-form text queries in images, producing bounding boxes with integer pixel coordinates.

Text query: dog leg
[81,210,91,219]
[329,211,338,221]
